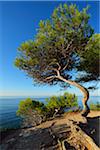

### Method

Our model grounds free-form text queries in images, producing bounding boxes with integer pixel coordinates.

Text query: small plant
[90,102,100,111]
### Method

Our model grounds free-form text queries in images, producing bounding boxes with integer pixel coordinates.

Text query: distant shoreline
[0,95,99,98]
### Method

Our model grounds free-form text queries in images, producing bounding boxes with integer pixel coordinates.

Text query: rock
[23,132,31,138]
[91,129,95,134]
[6,138,15,143]
[19,133,23,137]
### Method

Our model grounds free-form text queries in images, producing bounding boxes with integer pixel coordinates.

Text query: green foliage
[63,92,78,107]
[17,98,46,117]
[90,102,100,111]
[46,92,78,117]
[17,98,33,116]
[46,92,78,110]
[15,4,97,87]
[76,34,100,84]
[17,92,78,120]
[45,92,78,117]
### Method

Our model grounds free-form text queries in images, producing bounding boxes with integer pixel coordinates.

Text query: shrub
[17,98,33,116]
[17,98,47,116]
[17,92,78,127]
[90,102,100,111]
[17,98,47,127]
[45,92,78,117]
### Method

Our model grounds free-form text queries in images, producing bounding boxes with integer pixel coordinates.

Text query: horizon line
[0,95,99,98]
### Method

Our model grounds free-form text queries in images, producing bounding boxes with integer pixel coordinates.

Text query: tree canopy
[76,34,100,85]
[15,4,96,86]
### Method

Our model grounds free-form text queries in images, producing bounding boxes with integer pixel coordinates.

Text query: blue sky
[0,1,99,97]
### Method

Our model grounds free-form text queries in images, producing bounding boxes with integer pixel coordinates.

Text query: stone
[7,138,15,143]
[19,133,23,137]
[23,132,31,137]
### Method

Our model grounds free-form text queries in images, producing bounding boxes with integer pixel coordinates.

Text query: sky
[0,1,99,97]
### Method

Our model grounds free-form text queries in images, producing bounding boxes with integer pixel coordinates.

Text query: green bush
[17,92,78,126]
[17,98,47,127]
[46,92,78,109]
[17,98,33,116]
[90,102,100,111]
[45,92,78,117]
[17,98,46,117]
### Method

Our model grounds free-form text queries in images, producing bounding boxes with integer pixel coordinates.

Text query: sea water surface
[0,96,99,130]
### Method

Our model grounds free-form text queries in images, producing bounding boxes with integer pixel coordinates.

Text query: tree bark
[57,75,90,117]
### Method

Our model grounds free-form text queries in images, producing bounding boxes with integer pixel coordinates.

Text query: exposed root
[48,119,100,150]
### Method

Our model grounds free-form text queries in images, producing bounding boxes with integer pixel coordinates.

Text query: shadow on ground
[79,116,100,147]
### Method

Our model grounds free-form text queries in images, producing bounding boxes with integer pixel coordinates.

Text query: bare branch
[44,65,61,78]
[61,39,75,58]
[44,75,57,81]
[48,62,61,71]
[44,69,61,82]
[56,62,61,70]
[66,39,74,51]
[44,66,58,74]
[56,70,60,76]
[50,68,60,76]
[62,59,70,71]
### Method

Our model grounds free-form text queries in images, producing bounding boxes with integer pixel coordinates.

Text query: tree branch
[62,59,70,71]
[44,69,61,82]
[44,75,57,81]
[48,62,61,71]
[56,62,61,71]
[66,39,74,51]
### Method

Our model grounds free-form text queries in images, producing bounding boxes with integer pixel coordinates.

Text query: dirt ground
[0,111,100,150]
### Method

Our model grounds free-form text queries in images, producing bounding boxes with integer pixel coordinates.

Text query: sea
[0,96,99,131]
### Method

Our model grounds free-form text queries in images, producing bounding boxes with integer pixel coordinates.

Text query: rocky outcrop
[1,112,100,150]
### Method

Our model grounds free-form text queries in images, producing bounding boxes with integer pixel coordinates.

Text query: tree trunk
[57,76,90,117]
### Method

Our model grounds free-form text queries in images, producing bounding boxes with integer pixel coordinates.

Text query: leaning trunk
[57,76,90,117]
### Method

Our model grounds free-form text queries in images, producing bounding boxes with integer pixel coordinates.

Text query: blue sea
[0,96,99,130]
